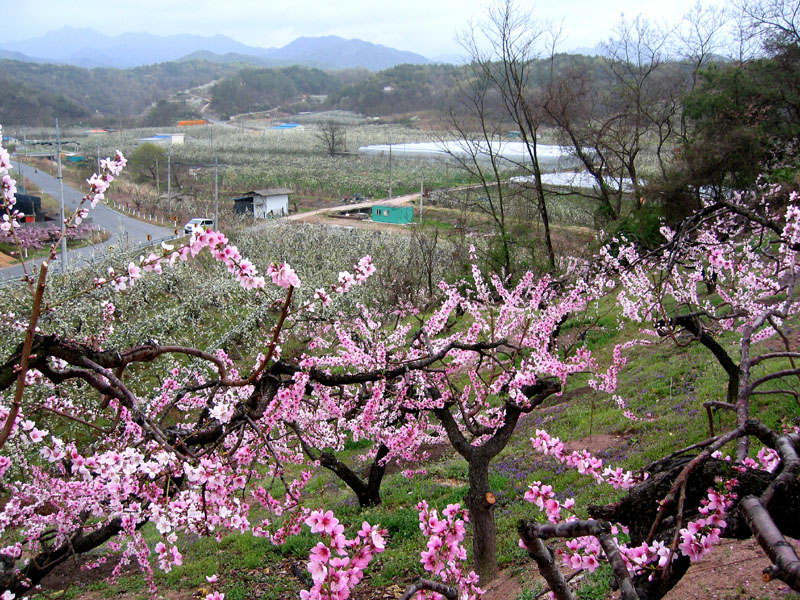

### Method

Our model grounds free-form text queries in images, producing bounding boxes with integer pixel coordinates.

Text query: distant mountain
[0,50,55,64]
[0,28,432,71]
[0,27,263,69]
[262,36,431,70]
[0,58,239,125]
[431,52,468,65]
[177,51,281,68]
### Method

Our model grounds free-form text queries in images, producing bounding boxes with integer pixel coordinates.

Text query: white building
[138,133,185,146]
[233,189,292,219]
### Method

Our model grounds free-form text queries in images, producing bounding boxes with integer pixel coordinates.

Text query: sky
[4,0,717,59]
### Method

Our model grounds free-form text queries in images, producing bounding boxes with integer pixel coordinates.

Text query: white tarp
[359,140,581,172]
[511,172,637,193]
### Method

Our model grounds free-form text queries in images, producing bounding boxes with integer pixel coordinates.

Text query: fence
[0,231,180,288]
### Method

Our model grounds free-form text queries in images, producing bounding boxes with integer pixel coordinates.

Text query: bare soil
[664,537,800,600]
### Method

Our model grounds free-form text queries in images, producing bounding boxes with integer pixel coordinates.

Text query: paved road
[1,164,175,283]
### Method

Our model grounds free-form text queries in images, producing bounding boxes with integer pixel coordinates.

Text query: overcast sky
[4,0,719,58]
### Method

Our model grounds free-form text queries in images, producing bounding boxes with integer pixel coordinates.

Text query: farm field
[3,10,800,594]
[1,202,798,600]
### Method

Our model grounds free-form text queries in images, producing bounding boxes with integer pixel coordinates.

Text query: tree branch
[399,578,458,600]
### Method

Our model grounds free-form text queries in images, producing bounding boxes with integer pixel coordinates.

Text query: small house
[13,194,41,222]
[137,133,185,146]
[371,205,413,224]
[232,189,292,219]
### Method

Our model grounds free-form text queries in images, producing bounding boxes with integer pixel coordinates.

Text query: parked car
[183,218,214,234]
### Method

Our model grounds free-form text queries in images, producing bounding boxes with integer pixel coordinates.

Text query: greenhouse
[358,140,581,171]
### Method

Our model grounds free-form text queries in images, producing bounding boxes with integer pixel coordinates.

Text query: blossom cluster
[332,255,376,294]
[530,428,646,490]
[524,472,736,579]
[416,501,483,600]
[712,447,781,472]
[301,510,386,600]
[676,485,735,562]
[0,127,17,212]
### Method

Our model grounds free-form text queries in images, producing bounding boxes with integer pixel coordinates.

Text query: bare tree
[314,120,346,156]
[542,15,682,221]
[543,63,626,220]
[453,0,560,272]
[601,15,674,205]
[445,76,518,275]
[675,2,731,148]
[736,0,800,47]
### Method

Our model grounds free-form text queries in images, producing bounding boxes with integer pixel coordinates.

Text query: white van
[183,218,214,234]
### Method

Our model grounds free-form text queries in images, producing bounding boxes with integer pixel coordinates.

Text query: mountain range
[0,27,436,71]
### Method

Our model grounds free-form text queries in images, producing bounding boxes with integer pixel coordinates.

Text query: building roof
[251,188,294,196]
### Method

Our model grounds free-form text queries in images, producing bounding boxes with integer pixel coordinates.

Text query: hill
[0,28,433,71]
[0,59,239,125]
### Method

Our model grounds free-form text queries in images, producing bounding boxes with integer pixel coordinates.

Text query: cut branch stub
[741,495,800,592]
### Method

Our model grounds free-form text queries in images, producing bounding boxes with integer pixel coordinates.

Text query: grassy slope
[43,278,799,600]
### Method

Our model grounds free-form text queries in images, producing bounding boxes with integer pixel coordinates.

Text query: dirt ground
[295,213,408,233]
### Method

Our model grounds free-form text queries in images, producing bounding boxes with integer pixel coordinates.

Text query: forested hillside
[0,59,239,124]
[208,65,347,117]
[324,55,608,116]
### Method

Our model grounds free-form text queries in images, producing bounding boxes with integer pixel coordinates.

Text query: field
[2,113,799,600]
[19,117,607,235]
[0,213,795,600]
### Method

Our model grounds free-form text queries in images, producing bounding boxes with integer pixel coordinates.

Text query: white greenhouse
[358,140,581,172]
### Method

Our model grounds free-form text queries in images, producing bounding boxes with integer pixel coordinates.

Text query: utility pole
[16,141,23,183]
[20,130,27,184]
[166,140,172,216]
[155,158,160,198]
[388,140,393,198]
[420,177,424,223]
[212,127,218,229]
[55,118,67,273]
[214,153,219,229]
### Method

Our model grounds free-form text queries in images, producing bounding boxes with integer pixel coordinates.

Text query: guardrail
[0,233,181,288]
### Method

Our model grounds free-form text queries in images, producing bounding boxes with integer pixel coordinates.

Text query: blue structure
[372,205,413,224]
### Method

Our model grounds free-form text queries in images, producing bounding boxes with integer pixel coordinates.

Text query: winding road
[1,164,175,284]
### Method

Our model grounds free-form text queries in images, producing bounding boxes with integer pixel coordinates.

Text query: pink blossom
[267,262,301,289]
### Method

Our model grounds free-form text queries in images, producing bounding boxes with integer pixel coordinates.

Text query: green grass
[46,319,800,599]
[13,199,798,600]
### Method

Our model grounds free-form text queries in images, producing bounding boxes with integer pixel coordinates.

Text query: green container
[371,205,413,224]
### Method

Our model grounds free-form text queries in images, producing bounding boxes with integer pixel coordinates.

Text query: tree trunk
[317,448,386,508]
[466,455,498,582]
[365,444,389,507]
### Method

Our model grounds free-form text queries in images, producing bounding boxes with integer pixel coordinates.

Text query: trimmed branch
[645,420,777,543]
[399,578,458,600]
[741,496,800,591]
[519,519,639,600]
[761,432,800,510]
[518,520,576,600]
